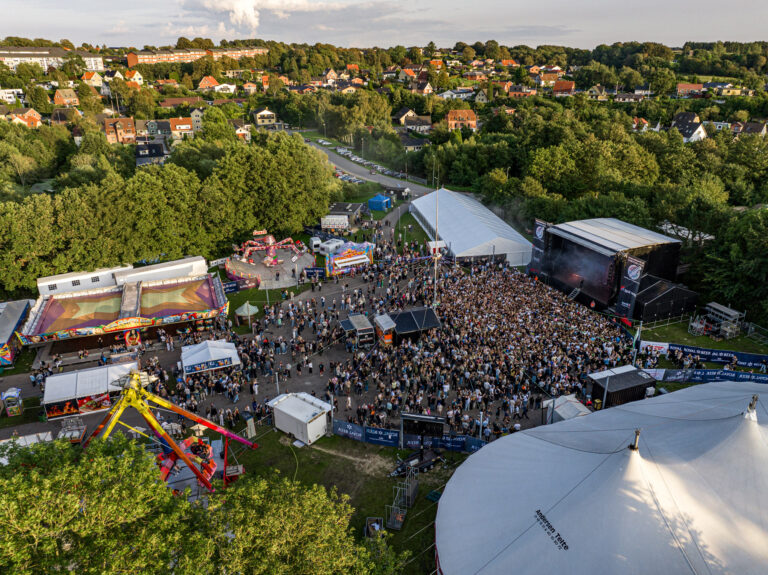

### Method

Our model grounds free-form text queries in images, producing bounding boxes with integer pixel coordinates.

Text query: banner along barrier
[331,419,484,453]
[639,340,768,369]
[648,368,768,384]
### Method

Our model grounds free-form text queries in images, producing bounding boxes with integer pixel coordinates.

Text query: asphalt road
[306,140,434,197]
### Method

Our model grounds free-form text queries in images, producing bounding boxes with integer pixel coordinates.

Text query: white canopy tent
[542,393,591,423]
[181,340,241,375]
[43,363,135,406]
[410,189,532,265]
[435,382,768,575]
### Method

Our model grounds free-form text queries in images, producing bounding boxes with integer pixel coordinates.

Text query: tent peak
[744,394,759,422]
[629,428,641,451]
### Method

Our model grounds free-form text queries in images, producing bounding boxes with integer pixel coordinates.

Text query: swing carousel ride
[82,370,257,493]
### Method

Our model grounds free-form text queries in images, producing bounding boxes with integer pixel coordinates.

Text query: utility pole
[433,187,439,306]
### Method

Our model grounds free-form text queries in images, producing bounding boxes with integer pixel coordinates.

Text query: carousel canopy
[435,381,768,575]
[181,340,241,375]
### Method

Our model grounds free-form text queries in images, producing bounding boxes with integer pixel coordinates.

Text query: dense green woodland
[0,437,402,574]
[0,125,340,297]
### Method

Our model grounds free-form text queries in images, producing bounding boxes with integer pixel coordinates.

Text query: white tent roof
[181,340,241,374]
[43,363,135,404]
[435,382,768,575]
[542,394,591,422]
[410,189,532,264]
[267,392,332,423]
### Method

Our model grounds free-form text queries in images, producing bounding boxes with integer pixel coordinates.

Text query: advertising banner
[639,341,768,369]
[654,369,768,384]
[223,281,240,294]
[76,393,112,414]
[332,420,364,441]
[615,256,645,318]
[364,426,400,447]
[527,219,547,275]
[44,400,79,420]
[304,267,326,279]
[183,357,233,375]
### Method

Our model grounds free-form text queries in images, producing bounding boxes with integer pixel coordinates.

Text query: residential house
[146,119,171,137]
[159,96,203,108]
[507,85,537,98]
[382,66,399,80]
[50,108,82,125]
[103,70,124,82]
[393,107,417,125]
[8,108,42,128]
[702,120,731,132]
[81,71,103,87]
[438,87,475,100]
[732,122,767,136]
[135,143,167,167]
[155,79,180,89]
[633,117,650,132]
[135,119,148,137]
[499,59,519,67]
[474,89,489,104]
[242,82,259,95]
[0,88,23,104]
[260,75,270,91]
[54,88,79,107]
[552,80,575,97]
[587,85,609,100]
[212,99,246,106]
[346,63,359,73]
[404,115,433,133]
[169,117,194,140]
[445,109,477,131]
[252,107,277,127]
[124,70,144,85]
[541,65,564,76]
[713,86,755,97]
[526,65,542,75]
[0,104,8,120]
[464,70,487,82]
[350,77,365,86]
[213,84,237,93]
[469,59,485,68]
[336,84,358,94]
[190,108,206,132]
[676,83,704,98]
[429,59,443,69]
[197,76,220,91]
[671,112,707,142]
[414,81,433,95]
[229,119,252,142]
[103,117,136,144]
[634,84,652,96]
[124,81,141,91]
[322,68,338,85]
[492,106,516,116]
[399,68,416,82]
[399,134,427,152]
[533,72,559,87]
[615,93,644,103]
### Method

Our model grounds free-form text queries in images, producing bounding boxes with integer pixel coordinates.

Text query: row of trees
[0,131,340,298]
[0,436,403,574]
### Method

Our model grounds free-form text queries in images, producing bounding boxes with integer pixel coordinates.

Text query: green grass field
[394,212,430,250]
[1,348,36,376]
[233,425,465,574]
[0,396,43,430]
[640,321,768,355]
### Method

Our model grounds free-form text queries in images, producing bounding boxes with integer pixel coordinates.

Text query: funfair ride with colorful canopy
[82,371,257,492]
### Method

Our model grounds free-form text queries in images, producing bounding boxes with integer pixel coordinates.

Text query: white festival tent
[43,363,136,407]
[435,382,768,575]
[542,393,591,423]
[410,188,532,265]
[181,340,241,375]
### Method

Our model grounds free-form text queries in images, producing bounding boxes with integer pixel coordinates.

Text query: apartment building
[0,46,103,71]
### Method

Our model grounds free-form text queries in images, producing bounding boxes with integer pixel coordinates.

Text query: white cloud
[190,0,346,32]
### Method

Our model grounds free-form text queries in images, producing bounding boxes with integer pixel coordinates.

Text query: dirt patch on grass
[280,436,392,476]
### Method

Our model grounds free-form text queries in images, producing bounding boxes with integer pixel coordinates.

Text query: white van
[318,239,344,256]
[309,237,322,253]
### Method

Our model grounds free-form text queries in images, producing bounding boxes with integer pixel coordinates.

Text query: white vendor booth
[43,362,135,420]
[267,393,332,445]
[181,340,241,375]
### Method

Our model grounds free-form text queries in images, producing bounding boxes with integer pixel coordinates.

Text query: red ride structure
[234,229,303,267]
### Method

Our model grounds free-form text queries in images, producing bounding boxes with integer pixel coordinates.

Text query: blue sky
[2,0,767,48]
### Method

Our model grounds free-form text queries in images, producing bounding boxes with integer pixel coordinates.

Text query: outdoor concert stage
[528,218,696,321]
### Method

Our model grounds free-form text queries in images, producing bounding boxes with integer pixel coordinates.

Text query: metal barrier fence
[332,420,485,453]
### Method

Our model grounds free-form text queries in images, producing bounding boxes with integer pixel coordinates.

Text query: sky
[2,0,768,49]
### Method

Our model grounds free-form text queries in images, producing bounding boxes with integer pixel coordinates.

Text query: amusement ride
[82,370,257,492]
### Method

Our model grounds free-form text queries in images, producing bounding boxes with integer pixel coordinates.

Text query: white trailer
[267,393,332,445]
[321,215,349,231]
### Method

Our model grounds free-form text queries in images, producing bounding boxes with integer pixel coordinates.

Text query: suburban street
[304,139,435,197]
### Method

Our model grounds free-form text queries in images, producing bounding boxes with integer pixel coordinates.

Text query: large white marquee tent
[410,189,532,265]
[435,382,768,575]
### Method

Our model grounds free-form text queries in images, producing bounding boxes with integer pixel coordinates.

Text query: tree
[127,88,157,119]
[425,41,437,59]
[201,107,236,142]
[462,46,476,62]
